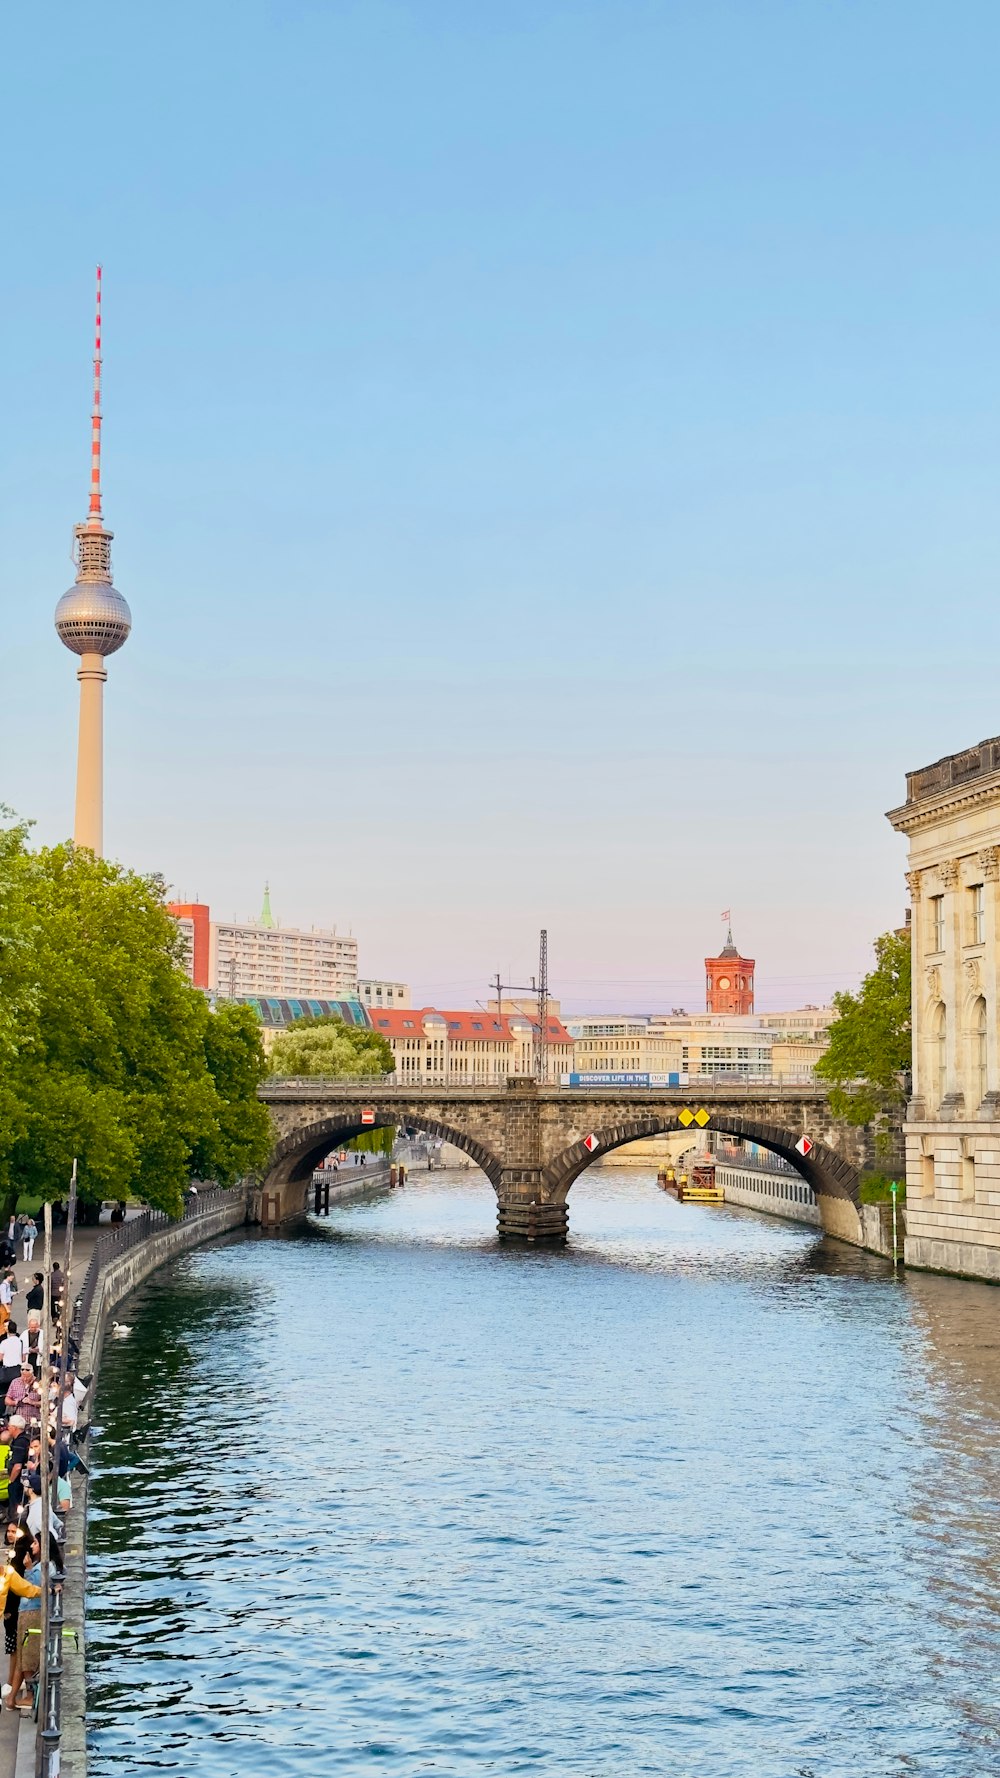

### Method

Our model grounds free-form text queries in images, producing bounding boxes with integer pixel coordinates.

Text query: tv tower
[54,267,132,855]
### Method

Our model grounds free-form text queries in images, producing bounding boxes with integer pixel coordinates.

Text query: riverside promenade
[2,1191,251,1778]
[0,1159,393,1775]
[0,1216,109,1778]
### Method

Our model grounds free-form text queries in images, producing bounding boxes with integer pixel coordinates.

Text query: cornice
[887,771,1000,835]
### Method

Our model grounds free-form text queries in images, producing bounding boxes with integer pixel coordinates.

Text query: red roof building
[369,1007,573,1083]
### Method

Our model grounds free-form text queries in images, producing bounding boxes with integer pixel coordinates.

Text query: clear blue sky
[5,1,1000,1011]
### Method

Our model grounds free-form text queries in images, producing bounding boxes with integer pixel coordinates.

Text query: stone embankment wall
[716,1163,822,1229]
[860,1200,906,1262]
[61,1189,250,1778]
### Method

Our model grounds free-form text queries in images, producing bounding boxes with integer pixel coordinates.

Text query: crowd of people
[0,1246,87,1713]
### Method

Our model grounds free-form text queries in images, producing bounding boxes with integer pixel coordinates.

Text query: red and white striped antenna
[88,265,103,524]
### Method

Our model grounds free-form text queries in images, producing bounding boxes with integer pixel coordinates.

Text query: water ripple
[85,1168,1000,1775]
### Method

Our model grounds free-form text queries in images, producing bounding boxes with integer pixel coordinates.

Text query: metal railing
[712,1146,799,1177]
[71,1188,236,1347]
[261,1074,829,1097]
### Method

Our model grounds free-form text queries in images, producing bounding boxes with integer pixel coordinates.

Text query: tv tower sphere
[54,578,132,656]
[56,266,132,856]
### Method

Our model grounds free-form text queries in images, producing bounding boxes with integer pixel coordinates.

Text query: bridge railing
[261,1074,828,1096]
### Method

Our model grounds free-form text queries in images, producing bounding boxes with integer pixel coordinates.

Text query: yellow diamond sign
[678,1108,694,1127]
[694,1109,710,1127]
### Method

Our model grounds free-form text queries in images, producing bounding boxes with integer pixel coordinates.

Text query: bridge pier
[496,1176,568,1243]
[495,1081,568,1242]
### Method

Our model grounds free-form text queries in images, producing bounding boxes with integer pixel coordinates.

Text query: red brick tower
[705,927,754,1015]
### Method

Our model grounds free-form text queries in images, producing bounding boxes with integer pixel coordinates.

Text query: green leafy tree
[345,1127,395,1156]
[0,812,41,1197]
[815,930,911,1135]
[0,840,271,1217]
[268,1015,394,1079]
[192,1000,273,1186]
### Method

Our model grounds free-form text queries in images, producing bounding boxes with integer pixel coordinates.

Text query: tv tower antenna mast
[54,267,132,855]
[535,928,549,1083]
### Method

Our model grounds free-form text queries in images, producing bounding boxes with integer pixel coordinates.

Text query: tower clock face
[717,976,731,990]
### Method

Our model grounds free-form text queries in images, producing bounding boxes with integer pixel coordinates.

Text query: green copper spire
[260,882,274,929]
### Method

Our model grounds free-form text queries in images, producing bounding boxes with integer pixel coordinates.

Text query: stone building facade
[888,735,1000,1281]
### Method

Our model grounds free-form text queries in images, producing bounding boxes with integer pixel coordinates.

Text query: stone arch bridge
[258,1077,887,1247]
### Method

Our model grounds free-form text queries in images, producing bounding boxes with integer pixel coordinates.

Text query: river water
[85,1166,1000,1776]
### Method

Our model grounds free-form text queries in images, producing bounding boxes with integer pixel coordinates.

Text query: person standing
[1,1526,26,1699]
[0,1329,24,1398]
[19,1222,36,1265]
[4,1369,39,1427]
[6,1543,43,1710]
[4,1420,28,1524]
[24,1278,43,1316]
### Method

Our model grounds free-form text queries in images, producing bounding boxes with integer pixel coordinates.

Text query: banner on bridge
[561,1072,688,1088]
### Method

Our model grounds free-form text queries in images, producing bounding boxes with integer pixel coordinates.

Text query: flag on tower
[721,909,731,922]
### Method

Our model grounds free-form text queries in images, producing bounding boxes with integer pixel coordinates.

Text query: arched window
[934,1003,947,1110]
[973,997,988,1110]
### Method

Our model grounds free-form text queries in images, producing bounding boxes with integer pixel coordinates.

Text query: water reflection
[86,1167,1000,1776]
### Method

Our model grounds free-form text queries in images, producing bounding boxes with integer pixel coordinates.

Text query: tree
[268,1015,394,1079]
[192,1000,273,1187]
[0,812,40,1199]
[815,930,911,1134]
[0,837,272,1216]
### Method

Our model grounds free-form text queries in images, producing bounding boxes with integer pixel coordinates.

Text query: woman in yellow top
[0,1562,40,1616]
[2,1554,42,1711]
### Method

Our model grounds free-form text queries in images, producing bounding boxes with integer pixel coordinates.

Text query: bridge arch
[544,1113,860,1209]
[264,1109,503,1201]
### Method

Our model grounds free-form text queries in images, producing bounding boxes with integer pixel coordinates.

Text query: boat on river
[657,1157,725,1205]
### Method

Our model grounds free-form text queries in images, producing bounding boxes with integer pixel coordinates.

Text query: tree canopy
[267,1015,394,1079]
[0,820,271,1216]
[815,930,912,1131]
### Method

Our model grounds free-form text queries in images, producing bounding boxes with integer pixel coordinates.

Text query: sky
[4,0,1000,1013]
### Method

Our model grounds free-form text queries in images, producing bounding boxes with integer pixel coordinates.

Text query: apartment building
[566,1017,683,1077]
[358,978,411,1010]
[370,1007,573,1083]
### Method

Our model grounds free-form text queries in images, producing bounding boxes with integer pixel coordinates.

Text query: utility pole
[535,928,548,1083]
[489,970,540,1081]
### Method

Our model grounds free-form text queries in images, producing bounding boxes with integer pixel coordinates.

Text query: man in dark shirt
[5,1417,29,1521]
[24,1276,44,1314]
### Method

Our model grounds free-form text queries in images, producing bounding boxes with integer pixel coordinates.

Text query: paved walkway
[0,1209,143,1776]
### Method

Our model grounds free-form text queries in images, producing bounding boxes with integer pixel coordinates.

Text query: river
[85,1165,1000,1776]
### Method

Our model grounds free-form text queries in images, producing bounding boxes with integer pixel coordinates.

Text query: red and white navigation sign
[583,1133,600,1153]
[795,1135,813,1157]
[361,1108,376,1126]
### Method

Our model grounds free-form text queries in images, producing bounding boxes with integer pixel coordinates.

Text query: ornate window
[970,883,986,945]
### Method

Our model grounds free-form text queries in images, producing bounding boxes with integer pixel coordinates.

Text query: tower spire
[89,264,103,522]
